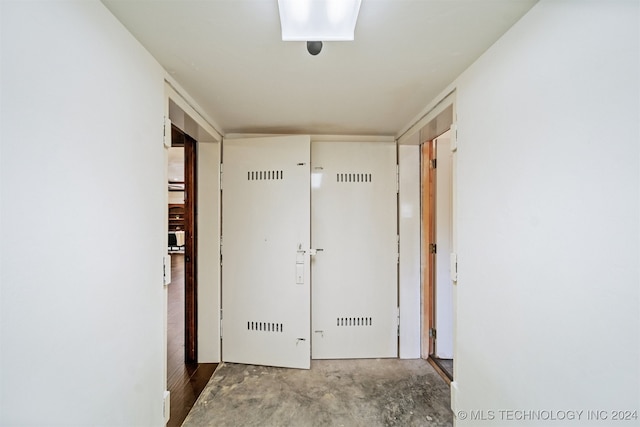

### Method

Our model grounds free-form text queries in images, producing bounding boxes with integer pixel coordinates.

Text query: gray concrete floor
[183,359,452,427]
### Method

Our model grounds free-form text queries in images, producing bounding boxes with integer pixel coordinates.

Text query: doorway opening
[220,136,398,369]
[421,129,454,383]
[169,124,197,363]
[166,124,217,426]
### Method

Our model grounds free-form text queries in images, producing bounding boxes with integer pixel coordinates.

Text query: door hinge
[429,328,437,339]
[429,243,437,254]
[163,254,171,286]
[396,235,400,264]
[450,252,458,282]
[219,163,223,190]
[450,123,458,152]
[430,158,437,169]
[163,390,170,423]
[396,164,400,194]
[397,307,400,337]
[219,309,223,339]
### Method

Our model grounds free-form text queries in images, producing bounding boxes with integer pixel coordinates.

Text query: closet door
[222,136,311,369]
[311,141,398,359]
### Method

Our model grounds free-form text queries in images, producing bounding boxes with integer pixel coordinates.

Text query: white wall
[1,1,167,425]
[449,0,639,424]
[197,142,221,362]
[398,142,421,358]
[168,192,185,204]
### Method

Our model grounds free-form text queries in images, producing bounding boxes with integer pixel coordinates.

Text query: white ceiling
[102,0,537,136]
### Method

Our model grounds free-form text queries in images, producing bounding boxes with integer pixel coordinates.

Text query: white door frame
[396,91,456,368]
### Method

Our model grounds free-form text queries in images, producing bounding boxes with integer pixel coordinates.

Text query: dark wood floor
[167,253,217,427]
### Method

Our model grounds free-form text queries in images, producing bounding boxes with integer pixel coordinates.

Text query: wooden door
[183,133,197,363]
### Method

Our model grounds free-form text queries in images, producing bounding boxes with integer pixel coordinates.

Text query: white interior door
[435,131,454,359]
[221,135,310,369]
[311,140,398,359]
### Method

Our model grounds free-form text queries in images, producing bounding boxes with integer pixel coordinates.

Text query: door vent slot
[247,321,284,333]
[247,170,284,181]
[336,317,373,327]
[336,173,372,183]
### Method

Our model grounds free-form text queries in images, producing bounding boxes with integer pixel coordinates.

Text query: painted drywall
[399,142,422,358]
[1,1,166,425]
[197,142,221,362]
[168,192,185,204]
[448,0,639,424]
[168,146,185,182]
[434,131,453,359]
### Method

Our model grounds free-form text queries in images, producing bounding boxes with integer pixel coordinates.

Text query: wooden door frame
[172,125,198,364]
[421,140,436,358]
